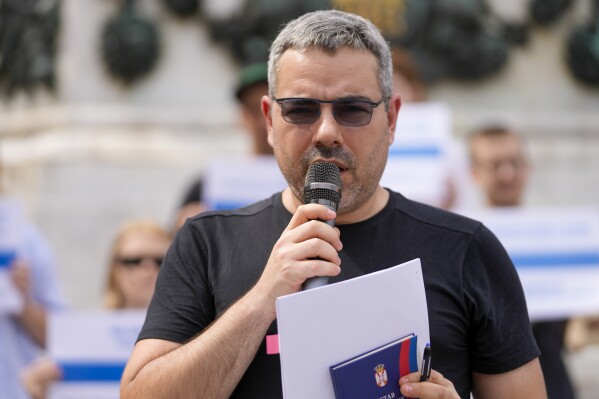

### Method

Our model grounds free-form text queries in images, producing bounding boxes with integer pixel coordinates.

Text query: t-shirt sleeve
[138,221,215,343]
[463,224,540,374]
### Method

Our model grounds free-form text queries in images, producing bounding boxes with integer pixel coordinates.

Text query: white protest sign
[464,207,599,321]
[381,102,452,207]
[48,310,146,399]
[203,155,287,210]
[0,197,24,314]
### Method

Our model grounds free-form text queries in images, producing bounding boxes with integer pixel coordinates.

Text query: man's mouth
[312,159,347,174]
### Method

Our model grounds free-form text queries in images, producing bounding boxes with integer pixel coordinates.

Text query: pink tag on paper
[266,334,279,355]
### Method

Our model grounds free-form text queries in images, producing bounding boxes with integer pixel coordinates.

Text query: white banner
[381,102,453,207]
[462,207,599,321]
[203,155,286,210]
[48,310,146,399]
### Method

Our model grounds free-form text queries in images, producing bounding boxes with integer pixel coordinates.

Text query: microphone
[302,161,342,290]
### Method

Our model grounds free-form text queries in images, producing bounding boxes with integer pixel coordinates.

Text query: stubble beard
[273,131,389,216]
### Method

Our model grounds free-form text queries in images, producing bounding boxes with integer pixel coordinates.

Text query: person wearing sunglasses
[21,218,171,399]
[122,10,545,399]
[103,219,171,310]
[271,97,385,127]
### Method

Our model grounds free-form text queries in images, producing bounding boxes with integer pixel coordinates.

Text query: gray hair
[267,10,393,107]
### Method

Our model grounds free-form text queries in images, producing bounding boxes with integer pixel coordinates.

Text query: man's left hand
[399,369,460,399]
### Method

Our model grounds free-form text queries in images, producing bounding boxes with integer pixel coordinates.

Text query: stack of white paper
[276,258,430,399]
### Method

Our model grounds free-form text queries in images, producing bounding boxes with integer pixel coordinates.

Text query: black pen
[420,343,432,382]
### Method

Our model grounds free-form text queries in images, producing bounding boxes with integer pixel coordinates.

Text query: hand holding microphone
[252,162,341,308]
[302,162,342,290]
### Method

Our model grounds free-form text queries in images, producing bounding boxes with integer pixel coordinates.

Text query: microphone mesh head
[303,162,342,207]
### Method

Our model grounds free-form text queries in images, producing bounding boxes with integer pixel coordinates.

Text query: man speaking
[121,10,546,399]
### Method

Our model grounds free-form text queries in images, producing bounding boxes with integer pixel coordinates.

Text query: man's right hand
[251,203,343,318]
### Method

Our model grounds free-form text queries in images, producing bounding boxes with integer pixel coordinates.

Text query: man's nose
[313,104,344,148]
[496,160,517,181]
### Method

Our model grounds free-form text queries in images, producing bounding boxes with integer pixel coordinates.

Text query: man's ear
[387,94,402,146]
[262,95,274,146]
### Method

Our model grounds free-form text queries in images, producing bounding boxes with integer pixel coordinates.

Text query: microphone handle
[302,203,335,291]
[302,275,329,290]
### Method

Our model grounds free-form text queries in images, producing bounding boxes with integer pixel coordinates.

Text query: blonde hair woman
[104,219,172,309]
[21,218,171,399]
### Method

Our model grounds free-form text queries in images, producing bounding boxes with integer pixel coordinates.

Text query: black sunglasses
[272,97,385,127]
[116,257,164,267]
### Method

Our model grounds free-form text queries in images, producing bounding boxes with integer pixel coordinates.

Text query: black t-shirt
[139,190,539,398]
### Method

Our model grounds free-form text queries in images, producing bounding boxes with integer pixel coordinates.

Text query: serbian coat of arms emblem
[374,364,388,387]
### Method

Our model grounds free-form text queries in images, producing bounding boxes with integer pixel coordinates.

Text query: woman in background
[103,218,171,310]
[20,218,172,399]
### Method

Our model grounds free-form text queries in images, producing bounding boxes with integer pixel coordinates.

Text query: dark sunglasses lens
[280,99,320,124]
[333,101,374,127]
[118,257,163,267]
[118,258,141,266]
